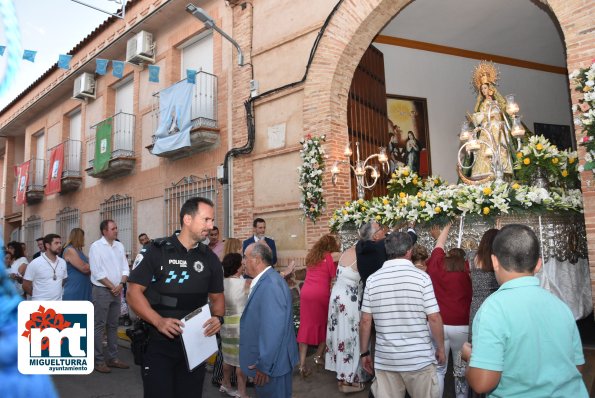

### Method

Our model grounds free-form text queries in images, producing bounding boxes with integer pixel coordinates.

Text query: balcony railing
[149,72,219,159]
[26,158,45,204]
[46,139,83,193]
[152,72,218,130]
[86,112,136,179]
[62,139,83,178]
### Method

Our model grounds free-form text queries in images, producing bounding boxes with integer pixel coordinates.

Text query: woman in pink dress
[296,234,340,377]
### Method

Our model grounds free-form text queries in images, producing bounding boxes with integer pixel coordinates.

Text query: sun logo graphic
[18,301,94,374]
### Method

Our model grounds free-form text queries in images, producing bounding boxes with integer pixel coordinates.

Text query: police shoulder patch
[193,260,204,273]
[132,253,144,270]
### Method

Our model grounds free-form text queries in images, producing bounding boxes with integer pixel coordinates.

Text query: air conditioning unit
[126,31,155,65]
[73,72,96,100]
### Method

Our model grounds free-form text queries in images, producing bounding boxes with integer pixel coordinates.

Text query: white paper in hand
[180,304,218,371]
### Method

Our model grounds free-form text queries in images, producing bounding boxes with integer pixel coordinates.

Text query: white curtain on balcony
[152,81,193,155]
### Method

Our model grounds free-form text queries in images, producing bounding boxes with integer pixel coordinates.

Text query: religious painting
[534,122,574,151]
[386,95,431,176]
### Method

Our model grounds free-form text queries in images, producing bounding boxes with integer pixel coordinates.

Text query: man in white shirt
[89,219,130,373]
[359,231,445,398]
[23,234,67,301]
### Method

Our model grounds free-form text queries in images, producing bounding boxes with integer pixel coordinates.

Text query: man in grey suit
[239,243,298,398]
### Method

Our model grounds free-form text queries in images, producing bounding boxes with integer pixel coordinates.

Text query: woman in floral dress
[325,244,369,393]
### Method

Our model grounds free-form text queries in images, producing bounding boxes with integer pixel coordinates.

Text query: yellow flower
[434,206,442,214]
[382,198,389,205]
[345,201,350,207]
[569,157,575,164]
[402,170,410,177]
[512,183,520,190]
[536,143,543,150]
[342,210,348,215]
[375,215,381,220]
[434,179,440,184]
[516,152,523,159]
[399,192,406,198]
[551,157,559,164]
[420,200,427,208]
[361,207,366,212]
[391,173,397,178]
[584,85,592,92]
[483,187,492,195]
[562,169,569,177]
[417,192,422,197]
[523,158,531,165]
[483,207,490,215]
[413,178,418,185]
[358,199,364,204]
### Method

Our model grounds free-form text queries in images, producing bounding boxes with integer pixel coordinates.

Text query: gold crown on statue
[472,61,499,92]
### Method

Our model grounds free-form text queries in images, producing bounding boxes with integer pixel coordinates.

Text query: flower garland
[298,134,326,222]
[513,135,579,189]
[570,62,595,173]
[387,165,447,197]
[329,177,583,232]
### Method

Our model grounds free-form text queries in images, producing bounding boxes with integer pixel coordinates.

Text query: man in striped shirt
[360,231,445,398]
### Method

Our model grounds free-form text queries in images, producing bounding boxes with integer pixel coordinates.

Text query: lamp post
[457,94,525,184]
[185,3,244,66]
[331,141,389,200]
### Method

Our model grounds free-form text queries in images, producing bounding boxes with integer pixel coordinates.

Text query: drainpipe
[221,0,344,236]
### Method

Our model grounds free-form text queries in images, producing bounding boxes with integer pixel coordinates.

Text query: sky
[0,0,124,110]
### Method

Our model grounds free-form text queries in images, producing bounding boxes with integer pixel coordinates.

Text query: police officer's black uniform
[128,233,224,398]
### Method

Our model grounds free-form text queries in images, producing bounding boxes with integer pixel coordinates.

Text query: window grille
[24,215,43,257]
[56,207,80,240]
[164,176,217,235]
[100,194,133,259]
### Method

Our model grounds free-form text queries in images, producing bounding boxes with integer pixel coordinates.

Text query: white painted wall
[376,44,573,183]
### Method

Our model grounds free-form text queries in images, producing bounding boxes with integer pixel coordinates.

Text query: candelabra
[458,94,526,184]
[331,141,389,199]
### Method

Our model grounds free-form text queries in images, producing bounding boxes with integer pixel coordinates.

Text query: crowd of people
[2,196,590,398]
[295,220,588,398]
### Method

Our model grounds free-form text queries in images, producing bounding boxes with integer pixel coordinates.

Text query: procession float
[299,61,595,319]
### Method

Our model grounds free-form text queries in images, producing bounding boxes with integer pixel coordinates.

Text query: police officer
[127,197,224,398]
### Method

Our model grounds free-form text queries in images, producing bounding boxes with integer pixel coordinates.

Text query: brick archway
[302,0,595,311]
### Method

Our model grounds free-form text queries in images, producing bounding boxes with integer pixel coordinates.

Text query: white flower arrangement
[298,134,326,222]
[570,62,595,173]
[328,180,583,232]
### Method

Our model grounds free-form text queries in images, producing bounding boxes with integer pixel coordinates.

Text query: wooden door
[347,45,389,199]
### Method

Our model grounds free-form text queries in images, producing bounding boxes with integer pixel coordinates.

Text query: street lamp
[185,3,244,66]
[331,141,389,200]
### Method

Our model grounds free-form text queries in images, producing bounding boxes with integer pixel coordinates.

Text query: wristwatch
[360,350,370,358]
[216,315,225,325]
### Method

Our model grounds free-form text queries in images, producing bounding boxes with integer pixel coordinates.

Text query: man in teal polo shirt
[461,224,588,397]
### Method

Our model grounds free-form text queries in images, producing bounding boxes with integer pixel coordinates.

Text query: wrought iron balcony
[148,71,219,159]
[47,139,83,193]
[26,158,45,204]
[86,112,136,179]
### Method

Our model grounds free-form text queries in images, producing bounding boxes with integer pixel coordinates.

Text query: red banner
[15,161,30,205]
[45,143,64,195]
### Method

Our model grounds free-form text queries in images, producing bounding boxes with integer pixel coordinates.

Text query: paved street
[52,342,369,398]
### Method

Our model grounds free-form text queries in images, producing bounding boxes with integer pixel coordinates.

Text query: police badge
[193,260,204,273]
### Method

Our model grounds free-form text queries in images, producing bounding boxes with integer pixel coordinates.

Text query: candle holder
[331,141,390,199]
